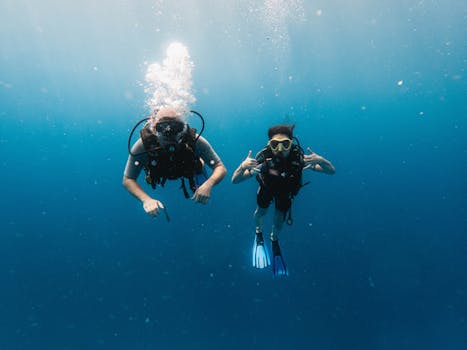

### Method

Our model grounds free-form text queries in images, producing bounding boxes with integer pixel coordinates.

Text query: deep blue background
[1,1,466,349]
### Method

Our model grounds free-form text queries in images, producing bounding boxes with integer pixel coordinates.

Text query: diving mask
[269,138,292,152]
[155,118,186,138]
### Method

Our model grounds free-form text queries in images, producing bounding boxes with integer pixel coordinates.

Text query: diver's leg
[271,191,290,241]
[254,206,268,233]
[270,196,290,276]
[271,208,285,241]
[252,187,272,269]
[255,185,272,234]
[252,206,270,268]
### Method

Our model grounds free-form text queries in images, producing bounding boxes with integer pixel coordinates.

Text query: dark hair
[268,124,295,139]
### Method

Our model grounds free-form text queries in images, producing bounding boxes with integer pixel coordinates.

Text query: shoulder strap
[290,144,304,164]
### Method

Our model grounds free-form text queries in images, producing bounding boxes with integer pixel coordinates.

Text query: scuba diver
[231,124,335,276]
[123,106,227,219]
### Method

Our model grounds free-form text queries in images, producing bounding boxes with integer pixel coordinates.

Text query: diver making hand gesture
[232,124,335,277]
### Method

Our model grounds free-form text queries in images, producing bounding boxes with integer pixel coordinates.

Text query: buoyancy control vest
[140,124,204,198]
[256,144,304,195]
[255,143,307,224]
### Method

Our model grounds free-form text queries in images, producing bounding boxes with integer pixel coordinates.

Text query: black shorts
[257,185,291,214]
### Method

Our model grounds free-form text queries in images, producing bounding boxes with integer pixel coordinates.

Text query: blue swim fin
[271,239,288,276]
[252,230,270,269]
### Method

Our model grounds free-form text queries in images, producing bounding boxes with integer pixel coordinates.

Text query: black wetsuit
[255,146,304,215]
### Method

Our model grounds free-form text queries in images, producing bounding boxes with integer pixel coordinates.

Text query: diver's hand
[143,198,164,217]
[303,147,323,169]
[192,181,212,204]
[241,150,258,171]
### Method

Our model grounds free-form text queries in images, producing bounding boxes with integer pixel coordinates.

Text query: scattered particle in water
[316,9,322,16]
[419,111,424,116]
[397,80,403,86]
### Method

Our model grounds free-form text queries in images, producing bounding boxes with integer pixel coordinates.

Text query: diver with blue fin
[232,124,335,277]
[123,106,227,219]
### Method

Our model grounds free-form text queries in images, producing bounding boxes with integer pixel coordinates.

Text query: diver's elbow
[122,176,132,188]
[216,163,227,179]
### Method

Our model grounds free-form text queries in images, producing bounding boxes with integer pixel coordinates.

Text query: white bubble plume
[145,42,196,118]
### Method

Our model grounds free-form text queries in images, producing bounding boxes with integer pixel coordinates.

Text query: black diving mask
[155,119,186,138]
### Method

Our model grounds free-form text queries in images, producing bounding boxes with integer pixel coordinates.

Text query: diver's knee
[254,206,267,217]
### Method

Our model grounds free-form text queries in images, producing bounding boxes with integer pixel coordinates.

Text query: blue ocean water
[1,1,466,349]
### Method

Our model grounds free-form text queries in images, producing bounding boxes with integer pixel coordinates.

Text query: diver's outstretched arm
[192,162,227,204]
[232,150,259,184]
[123,176,164,217]
[303,147,335,174]
[206,161,227,186]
